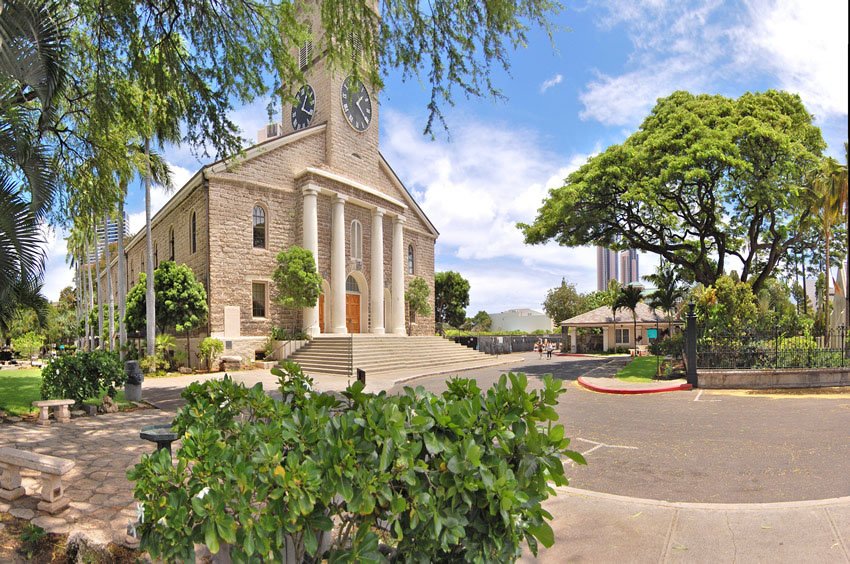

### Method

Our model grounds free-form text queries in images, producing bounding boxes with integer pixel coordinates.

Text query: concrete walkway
[525,487,850,563]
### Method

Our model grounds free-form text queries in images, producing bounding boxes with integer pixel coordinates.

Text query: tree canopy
[434,271,470,328]
[125,262,208,335]
[273,246,321,309]
[521,90,826,293]
[542,278,585,324]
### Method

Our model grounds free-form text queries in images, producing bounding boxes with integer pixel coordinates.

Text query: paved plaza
[1,354,849,561]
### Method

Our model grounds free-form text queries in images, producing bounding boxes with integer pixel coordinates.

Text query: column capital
[373,207,386,218]
[302,184,320,196]
[334,193,349,203]
[393,214,406,225]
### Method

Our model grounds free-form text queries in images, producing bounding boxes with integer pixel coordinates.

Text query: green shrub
[129,365,584,562]
[41,351,126,404]
[198,337,224,372]
[649,333,684,357]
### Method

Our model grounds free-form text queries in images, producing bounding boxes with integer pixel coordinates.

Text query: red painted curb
[577,376,693,395]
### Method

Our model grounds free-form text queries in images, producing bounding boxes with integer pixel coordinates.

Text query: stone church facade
[105,7,438,361]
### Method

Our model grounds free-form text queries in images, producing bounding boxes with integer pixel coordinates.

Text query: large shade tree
[521,90,826,293]
[434,271,470,329]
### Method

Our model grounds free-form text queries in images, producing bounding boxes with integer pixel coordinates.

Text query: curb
[577,376,692,394]
[554,486,850,510]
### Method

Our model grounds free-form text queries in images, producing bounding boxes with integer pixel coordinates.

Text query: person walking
[545,340,554,359]
[536,338,543,359]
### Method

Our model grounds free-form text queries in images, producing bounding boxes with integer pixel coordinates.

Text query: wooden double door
[317,293,360,333]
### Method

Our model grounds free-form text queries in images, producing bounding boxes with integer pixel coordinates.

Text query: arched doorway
[346,275,361,333]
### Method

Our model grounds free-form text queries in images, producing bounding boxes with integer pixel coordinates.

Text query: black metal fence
[696,328,850,370]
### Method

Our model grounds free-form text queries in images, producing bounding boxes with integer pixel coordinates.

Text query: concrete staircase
[286,335,506,377]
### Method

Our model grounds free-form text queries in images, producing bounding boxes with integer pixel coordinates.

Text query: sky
[41,0,849,317]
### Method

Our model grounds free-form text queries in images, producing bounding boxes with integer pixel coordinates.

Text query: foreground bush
[129,364,584,562]
[41,351,125,404]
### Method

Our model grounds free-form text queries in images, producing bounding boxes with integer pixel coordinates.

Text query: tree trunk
[103,213,115,351]
[75,262,83,350]
[825,227,831,328]
[86,242,95,351]
[801,250,808,315]
[144,137,156,358]
[94,224,103,349]
[118,195,128,360]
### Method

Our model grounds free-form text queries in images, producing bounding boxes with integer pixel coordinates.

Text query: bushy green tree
[405,277,432,333]
[522,90,826,292]
[199,337,224,372]
[12,331,44,359]
[435,271,470,328]
[469,310,492,332]
[692,275,758,336]
[273,246,321,333]
[542,278,586,324]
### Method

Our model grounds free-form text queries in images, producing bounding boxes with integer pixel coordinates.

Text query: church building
[106,6,438,362]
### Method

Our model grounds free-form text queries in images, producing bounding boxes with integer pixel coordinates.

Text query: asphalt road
[389,355,850,504]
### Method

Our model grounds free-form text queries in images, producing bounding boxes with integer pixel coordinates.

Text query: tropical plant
[129,365,583,562]
[0,0,67,329]
[542,278,587,325]
[12,331,44,359]
[643,264,687,333]
[613,285,643,347]
[198,337,224,372]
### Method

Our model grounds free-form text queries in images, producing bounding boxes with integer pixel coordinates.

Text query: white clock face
[341,76,372,132]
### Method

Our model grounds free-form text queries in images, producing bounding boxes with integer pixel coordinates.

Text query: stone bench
[0,447,75,514]
[32,399,75,425]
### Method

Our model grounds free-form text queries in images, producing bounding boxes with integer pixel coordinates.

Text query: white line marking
[567,437,639,465]
[694,389,721,402]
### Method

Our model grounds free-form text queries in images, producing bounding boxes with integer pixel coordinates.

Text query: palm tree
[643,264,687,335]
[810,156,848,327]
[614,285,643,349]
[0,0,67,327]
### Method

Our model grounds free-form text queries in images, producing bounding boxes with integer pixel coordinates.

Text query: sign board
[647,328,658,340]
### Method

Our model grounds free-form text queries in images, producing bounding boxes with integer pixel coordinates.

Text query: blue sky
[43,0,848,316]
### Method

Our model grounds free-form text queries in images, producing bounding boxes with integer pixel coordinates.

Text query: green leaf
[424,433,444,455]
[528,521,555,548]
[205,522,220,554]
[564,450,587,466]
[549,425,565,442]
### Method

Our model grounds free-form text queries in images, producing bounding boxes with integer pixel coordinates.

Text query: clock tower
[278,4,381,183]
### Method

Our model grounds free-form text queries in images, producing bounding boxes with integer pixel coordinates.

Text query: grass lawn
[0,368,130,417]
[615,355,661,382]
[0,368,42,416]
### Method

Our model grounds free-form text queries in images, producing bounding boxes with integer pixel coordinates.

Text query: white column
[302,185,320,336]
[569,328,577,353]
[602,326,609,352]
[370,208,385,334]
[390,216,406,334]
[331,194,348,333]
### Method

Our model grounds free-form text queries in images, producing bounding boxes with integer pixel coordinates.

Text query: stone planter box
[699,367,850,389]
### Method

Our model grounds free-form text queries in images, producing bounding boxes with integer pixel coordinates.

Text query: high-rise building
[620,249,639,285]
[88,213,129,263]
[596,247,619,291]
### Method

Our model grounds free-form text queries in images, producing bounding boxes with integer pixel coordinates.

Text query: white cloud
[126,163,192,235]
[539,73,564,94]
[382,110,605,312]
[737,0,848,120]
[38,224,74,302]
[580,0,848,135]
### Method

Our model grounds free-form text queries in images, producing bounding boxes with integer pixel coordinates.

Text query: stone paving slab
[0,409,173,547]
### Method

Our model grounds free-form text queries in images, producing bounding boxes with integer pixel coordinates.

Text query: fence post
[686,302,698,387]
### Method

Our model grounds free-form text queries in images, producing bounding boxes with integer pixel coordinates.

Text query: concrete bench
[32,399,75,425]
[0,447,75,514]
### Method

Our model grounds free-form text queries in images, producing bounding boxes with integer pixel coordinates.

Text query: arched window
[154,242,158,268]
[346,275,360,293]
[190,211,197,254]
[253,205,266,249]
[350,220,362,262]
[407,244,414,275]
[169,227,175,261]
